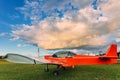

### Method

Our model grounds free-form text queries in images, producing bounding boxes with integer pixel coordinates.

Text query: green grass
[0,60,120,80]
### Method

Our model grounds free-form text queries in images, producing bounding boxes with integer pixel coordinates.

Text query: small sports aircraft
[3,44,118,75]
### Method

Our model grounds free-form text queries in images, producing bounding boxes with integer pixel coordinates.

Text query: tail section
[99,44,118,64]
[105,44,117,57]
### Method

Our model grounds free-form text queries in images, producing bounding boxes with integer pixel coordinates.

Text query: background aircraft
[3,44,118,75]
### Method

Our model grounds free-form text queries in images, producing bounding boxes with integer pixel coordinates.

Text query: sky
[0,0,120,57]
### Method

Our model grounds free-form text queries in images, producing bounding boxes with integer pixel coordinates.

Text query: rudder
[105,44,117,57]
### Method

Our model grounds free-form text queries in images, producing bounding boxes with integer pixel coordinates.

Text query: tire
[53,71,59,76]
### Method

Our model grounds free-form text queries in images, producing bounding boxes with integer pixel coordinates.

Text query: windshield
[52,51,76,58]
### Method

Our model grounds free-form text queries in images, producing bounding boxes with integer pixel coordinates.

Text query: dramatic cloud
[12,0,120,50]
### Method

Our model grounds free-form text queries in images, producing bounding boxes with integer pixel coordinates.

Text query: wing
[3,53,72,67]
[34,57,71,67]
[3,53,42,64]
[34,57,64,65]
[34,57,51,63]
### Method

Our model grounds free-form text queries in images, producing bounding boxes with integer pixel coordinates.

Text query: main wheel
[53,71,59,76]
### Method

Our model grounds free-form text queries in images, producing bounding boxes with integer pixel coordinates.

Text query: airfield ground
[0,59,120,80]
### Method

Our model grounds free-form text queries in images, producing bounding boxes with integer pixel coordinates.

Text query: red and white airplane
[4,44,118,75]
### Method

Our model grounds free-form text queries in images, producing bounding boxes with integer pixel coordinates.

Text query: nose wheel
[53,70,59,76]
[52,65,65,76]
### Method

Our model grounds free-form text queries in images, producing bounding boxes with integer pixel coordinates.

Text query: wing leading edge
[3,53,42,64]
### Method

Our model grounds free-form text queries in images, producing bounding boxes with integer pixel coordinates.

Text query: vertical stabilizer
[105,44,117,57]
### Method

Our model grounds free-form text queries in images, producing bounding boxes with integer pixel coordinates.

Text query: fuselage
[45,54,118,67]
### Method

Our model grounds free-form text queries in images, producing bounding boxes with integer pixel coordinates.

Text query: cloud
[0,33,11,39]
[0,33,6,37]
[12,0,120,50]
[17,0,91,22]
[17,44,22,48]
[17,43,28,48]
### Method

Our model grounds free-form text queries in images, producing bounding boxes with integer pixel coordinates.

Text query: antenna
[38,47,40,57]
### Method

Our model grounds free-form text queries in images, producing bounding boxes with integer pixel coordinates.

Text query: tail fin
[105,44,117,57]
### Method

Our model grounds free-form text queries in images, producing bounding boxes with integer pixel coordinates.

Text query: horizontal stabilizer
[99,56,118,59]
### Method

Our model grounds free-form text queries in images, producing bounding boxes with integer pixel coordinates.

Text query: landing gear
[44,67,49,72]
[62,66,65,70]
[44,64,49,72]
[44,64,65,75]
[52,65,65,76]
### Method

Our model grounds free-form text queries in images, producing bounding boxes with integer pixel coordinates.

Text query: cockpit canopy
[52,51,76,58]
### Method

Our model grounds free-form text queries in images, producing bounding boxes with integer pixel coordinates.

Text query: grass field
[0,60,120,80]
